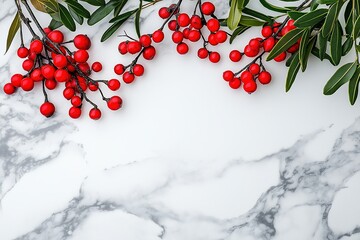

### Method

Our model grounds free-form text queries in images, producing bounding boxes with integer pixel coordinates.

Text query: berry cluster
[223,19,297,93]
[3,28,123,120]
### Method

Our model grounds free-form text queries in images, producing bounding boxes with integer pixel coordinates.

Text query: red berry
[287,19,296,29]
[177,42,189,55]
[48,30,64,43]
[41,64,56,79]
[45,79,57,90]
[223,70,234,81]
[28,51,37,61]
[258,71,272,84]
[208,33,218,46]
[240,71,253,83]
[177,13,190,27]
[73,34,91,50]
[197,48,208,59]
[114,64,125,75]
[281,26,292,36]
[201,2,215,15]
[74,50,89,63]
[261,26,273,38]
[118,42,128,55]
[140,35,152,47]
[53,54,68,68]
[123,72,135,84]
[22,59,34,71]
[17,47,29,58]
[77,76,87,91]
[54,69,70,82]
[89,108,101,120]
[143,46,156,60]
[209,52,220,63]
[43,28,52,34]
[40,102,55,117]
[229,78,241,89]
[207,18,220,32]
[108,79,121,90]
[158,7,170,19]
[71,96,82,107]
[183,28,191,39]
[78,63,91,75]
[216,30,227,43]
[21,77,34,91]
[69,107,82,119]
[89,82,98,91]
[3,83,16,95]
[263,37,275,52]
[244,45,259,57]
[229,50,242,62]
[11,74,23,87]
[168,20,178,31]
[30,68,43,82]
[30,39,43,54]
[133,64,144,76]
[249,39,261,51]
[243,81,257,93]
[274,52,287,62]
[63,87,75,100]
[188,30,201,42]
[249,63,260,75]
[107,96,123,110]
[91,62,103,72]
[190,15,203,29]
[172,31,184,44]
[127,41,142,54]
[287,43,299,53]
[152,30,164,43]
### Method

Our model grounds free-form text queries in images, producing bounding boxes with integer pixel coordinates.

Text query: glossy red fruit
[223,70,234,81]
[281,26,292,36]
[11,74,23,87]
[91,62,103,72]
[73,34,91,50]
[244,45,259,57]
[30,39,43,54]
[114,64,125,75]
[40,102,55,117]
[89,108,101,120]
[41,65,55,79]
[240,71,253,83]
[127,41,142,54]
[78,63,91,75]
[123,72,135,84]
[168,20,178,31]
[17,47,29,58]
[177,42,189,55]
[207,18,220,32]
[3,83,16,94]
[89,82,99,91]
[177,13,190,27]
[209,52,220,63]
[190,15,203,29]
[188,30,201,42]
[243,81,257,93]
[261,26,273,38]
[229,78,241,89]
[133,64,144,76]
[216,30,227,43]
[22,59,34,71]
[263,37,275,52]
[274,52,287,62]
[201,2,215,15]
[71,96,82,107]
[53,54,68,68]
[172,31,184,44]
[30,68,43,82]
[258,71,272,84]
[208,33,218,46]
[43,28,52,34]
[74,50,89,63]
[197,48,208,59]
[107,96,123,110]
[152,30,164,43]
[229,50,242,62]
[183,28,190,39]
[140,35,152,47]
[158,7,170,19]
[69,107,82,119]
[45,79,57,90]
[287,43,299,53]
[287,19,295,28]
[54,69,70,82]
[118,42,128,54]
[21,77,34,91]
[249,39,261,51]
[249,63,261,75]
[143,46,156,60]
[63,87,75,100]
[48,30,64,43]
[108,79,121,90]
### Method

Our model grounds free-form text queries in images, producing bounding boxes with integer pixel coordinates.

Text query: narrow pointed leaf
[349,67,360,105]
[323,62,357,95]
[5,12,20,54]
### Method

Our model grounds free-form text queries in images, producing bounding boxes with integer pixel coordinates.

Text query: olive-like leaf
[134,0,142,38]
[286,52,301,92]
[330,21,342,66]
[349,67,360,105]
[5,12,20,54]
[59,4,76,31]
[323,61,357,95]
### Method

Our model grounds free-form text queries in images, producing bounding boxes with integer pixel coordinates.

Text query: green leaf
[135,0,142,38]
[79,0,105,6]
[287,11,306,20]
[239,15,265,26]
[342,37,353,56]
[286,52,301,91]
[299,28,310,69]
[323,62,358,95]
[242,8,273,23]
[267,28,304,61]
[301,36,316,72]
[48,19,63,29]
[321,1,342,38]
[353,15,360,38]
[259,0,293,13]
[65,0,90,18]
[294,8,327,28]
[5,12,20,54]
[68,6,84,24]
[229,25,250,43]
[88,0,119,25]
[59,4,76,31]
[101,10,134,41]
[318,32,328,61]
[330,21,342,66]
[349,67,360,105]
[227,0,244,30]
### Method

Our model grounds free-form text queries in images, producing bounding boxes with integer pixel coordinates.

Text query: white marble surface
[1,0,360,239]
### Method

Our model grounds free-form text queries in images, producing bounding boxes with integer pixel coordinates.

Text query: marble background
[1,0,360,239]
